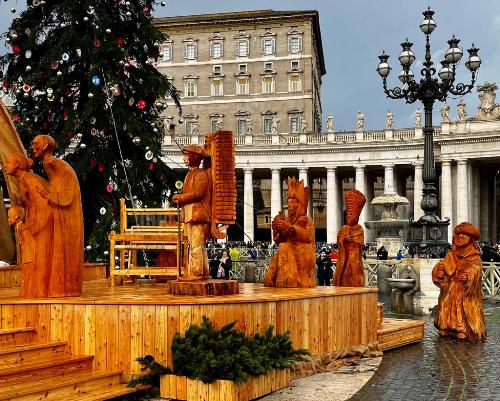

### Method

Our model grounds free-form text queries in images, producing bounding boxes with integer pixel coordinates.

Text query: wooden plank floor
[0,280,377,306]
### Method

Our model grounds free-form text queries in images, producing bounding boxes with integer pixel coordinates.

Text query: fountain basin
[388,278,415,291]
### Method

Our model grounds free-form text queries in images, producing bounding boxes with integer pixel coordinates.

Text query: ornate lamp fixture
[376,7,481,254]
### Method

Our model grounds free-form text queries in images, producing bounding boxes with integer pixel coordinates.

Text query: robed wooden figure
[264,177,316,288]
[333,189,366,287]
[432,222,486,341]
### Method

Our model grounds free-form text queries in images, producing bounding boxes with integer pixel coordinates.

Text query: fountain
[388,265,420,314]
[364,193,410,257]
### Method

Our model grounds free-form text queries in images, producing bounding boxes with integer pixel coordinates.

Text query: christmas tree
[0,0,180,257]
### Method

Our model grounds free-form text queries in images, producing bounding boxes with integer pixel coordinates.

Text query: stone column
[384,164,395,193]
[480,169,490,241]
[440,160,453,242]
[298,167,312,216]
[456,159,469,224]
[326,167,339,244]
[355,165,366,228]
[270,168,282,222]
[243,168,254,242]
[413,163,424,220]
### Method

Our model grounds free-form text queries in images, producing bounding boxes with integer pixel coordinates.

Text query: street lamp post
[376,7,481,256]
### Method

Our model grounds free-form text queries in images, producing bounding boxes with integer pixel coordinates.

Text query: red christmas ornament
[137,99,146,110]
[12,113,20,122]
[106,183,113,193]
[98,163,105,172]
[116,37,124,46]
[65,87,73,97]
[149,163,154,172]
[12,44,21,55]
[2,81,10,89]
[67,131,74,139]
[93,38,101,48]
[143,6,150,13]
[63,111,69,120]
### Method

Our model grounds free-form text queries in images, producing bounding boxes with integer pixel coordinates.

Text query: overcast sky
[1,0,499,130]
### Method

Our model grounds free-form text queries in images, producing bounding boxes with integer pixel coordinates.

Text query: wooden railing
[483,262,500,298]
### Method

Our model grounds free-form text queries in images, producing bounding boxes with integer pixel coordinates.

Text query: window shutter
[272,38,276,54]
[194,44,198,59]
[209,42,213,57]
[288,37,291,53]
[299,37,303,52]
[261,39,265,54]
[183,45,187,59]
[220,42,224,56]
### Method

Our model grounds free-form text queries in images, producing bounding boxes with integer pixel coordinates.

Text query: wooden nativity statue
[172,131,236,281]
[4,135,84,298]
[264,177,316,288]
[333,189,366,287]
[432,222,486,341]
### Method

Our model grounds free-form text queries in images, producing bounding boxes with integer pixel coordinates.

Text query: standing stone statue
[264,177,316,288]
[356,111,365,131]
[432,222,486,340]
[440,102,450,123]
[271,115,280,135]
[245,118,254,135]
[457,99,467,121]
[386,110,394,129]
[415,108,422,128]
[326,113,334,133]
[333,189,366,287]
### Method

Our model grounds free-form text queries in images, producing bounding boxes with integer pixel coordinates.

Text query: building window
[210,41,223,58]
[263,117,273,134]
[238,64,247,72]
[184,42,197,60]
[236,77,249,95]
[262,76,274,94]
[264,215,271,224]
[160,43,172,61]
[211,79,223,96]
[185,120,197,135]
[210,119,219,132]
[289,75,302,92]
[213,65,222,73]
[291,60,299,70]
[185,80,197,97]
[288,36,302,53]
[236,40,249,56]
[237,119,247,135]
[290,115,301,133]
[261,38,275,55]
[264,62,273,71]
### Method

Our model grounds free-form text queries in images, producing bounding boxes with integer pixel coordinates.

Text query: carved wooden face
[3,156,18,176]
[454,232,473,248]
[288,197,305,217]
[31,136,47,159]
[183,152,202,168]
[346,208,359,226]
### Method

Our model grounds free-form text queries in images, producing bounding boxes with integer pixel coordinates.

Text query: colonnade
[241,159,498,244]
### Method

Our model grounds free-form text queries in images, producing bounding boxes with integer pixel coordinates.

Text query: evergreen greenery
[128,354,171,389]
[0,1,181,255]
[172,316,309,384]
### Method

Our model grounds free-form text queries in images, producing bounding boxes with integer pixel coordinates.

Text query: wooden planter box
[160,369,290,401]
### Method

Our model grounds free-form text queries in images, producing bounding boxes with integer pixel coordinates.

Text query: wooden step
[0,370,122,401]
[0,355,94,386]
[62,384,151,401]
[377,318,425,351]
[0,328,34,347]
[0,341,67,365]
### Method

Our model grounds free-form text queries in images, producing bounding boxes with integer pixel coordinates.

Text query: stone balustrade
[163,126,461,147]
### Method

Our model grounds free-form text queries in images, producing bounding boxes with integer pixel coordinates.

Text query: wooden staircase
[0,327,147,401]
[376,302,425,351]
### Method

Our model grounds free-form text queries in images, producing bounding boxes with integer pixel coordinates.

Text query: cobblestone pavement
[349,300,500,401]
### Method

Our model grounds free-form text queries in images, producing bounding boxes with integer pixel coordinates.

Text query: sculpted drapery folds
[333,189,366,287]
[172,145,212,280]
[31,135,84,297]
[5,153,53,298]
[432,222,486,341]
[264,177,316,288]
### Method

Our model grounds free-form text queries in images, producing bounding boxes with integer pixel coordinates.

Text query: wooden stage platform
[0,280,378,377]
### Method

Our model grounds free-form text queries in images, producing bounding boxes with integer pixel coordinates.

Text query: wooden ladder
[0,327,148,400]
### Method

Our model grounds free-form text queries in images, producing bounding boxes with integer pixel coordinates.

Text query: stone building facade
[153,10,325,135]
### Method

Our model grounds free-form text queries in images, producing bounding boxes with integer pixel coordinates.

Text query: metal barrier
[483,262,500,298]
